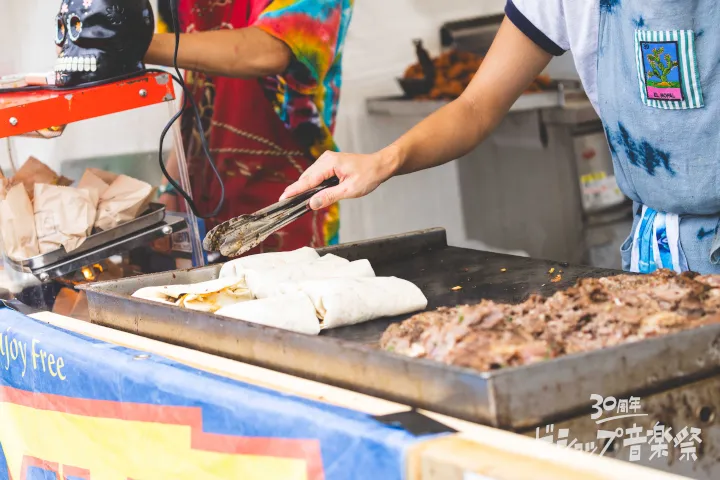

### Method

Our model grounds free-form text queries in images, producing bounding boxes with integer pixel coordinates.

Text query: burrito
[247,257,375,299]
[218,247,320,278]
[131,286,179,306]
[132,277,252,313]
[215,293,321,335]
[277,277,428,329]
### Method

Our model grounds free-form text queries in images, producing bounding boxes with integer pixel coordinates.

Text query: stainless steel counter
[366,90,572,117]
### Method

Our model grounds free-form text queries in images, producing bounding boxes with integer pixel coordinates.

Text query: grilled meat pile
[380,270,720,372]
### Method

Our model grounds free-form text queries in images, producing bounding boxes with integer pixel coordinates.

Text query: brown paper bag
[0,184,40,260]
[0,178,10,201]
[86,167,119,185]
[14,156,72,199]
[95,175,154,231]
[34,184,96,254]
[77,169,111,209]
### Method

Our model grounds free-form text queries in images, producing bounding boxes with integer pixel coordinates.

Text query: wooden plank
[411,412,689,480]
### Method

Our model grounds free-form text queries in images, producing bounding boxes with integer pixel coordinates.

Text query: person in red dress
[145,0,353,254]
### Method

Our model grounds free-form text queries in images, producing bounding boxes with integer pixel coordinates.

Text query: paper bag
[0,184,40,260]
[34,184,96,254]
[13,156,72,198]
[0,178,10,201]
[77,169,110,208]
[86,167,119,185]
[95,175,154,231]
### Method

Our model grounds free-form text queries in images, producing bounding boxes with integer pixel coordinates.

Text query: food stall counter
[0,303,687,480]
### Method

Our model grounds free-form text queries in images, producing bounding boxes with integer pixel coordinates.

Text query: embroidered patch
[635,30,704,109]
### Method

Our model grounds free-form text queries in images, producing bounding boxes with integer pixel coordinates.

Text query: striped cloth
[634,30,704,110]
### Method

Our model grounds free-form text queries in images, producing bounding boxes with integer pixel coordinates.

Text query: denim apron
[597,0,720,274]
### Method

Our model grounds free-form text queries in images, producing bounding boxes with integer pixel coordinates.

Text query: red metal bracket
[0,71,176,139]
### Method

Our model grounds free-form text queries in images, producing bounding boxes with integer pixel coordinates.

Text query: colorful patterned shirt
[254,0,354,161]
[174,0,349,246]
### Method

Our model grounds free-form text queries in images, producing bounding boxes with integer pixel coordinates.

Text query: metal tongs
[203,177,339,257]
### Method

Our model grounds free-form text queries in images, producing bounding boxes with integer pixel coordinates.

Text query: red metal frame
[0,71,176,139]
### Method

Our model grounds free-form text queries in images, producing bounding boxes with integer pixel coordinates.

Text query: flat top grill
[321,239,610,346]
[82,229,720,431]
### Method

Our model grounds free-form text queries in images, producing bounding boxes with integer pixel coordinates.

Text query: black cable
[159,0,225,219]
[0,4,225,219]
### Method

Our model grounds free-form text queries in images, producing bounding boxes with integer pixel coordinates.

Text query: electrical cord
[0,2,225,219]
[157,0,225,219]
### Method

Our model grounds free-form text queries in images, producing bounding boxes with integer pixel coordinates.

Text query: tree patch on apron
[635,30,703,109]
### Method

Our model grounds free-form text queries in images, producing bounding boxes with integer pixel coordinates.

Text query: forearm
[144,27,292,78]
[383,18,552,176]
[385,97,490,176]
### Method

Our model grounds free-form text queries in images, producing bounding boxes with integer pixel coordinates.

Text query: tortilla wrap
[218,247,320,279]
[179,288,254,313]
[131,286,179,306]
[248,258,375,299]
[132,277,251,312]
[215,293,321,335]
[277,277,428,329]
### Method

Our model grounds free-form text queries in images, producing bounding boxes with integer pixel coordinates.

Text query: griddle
[81,228,720,430]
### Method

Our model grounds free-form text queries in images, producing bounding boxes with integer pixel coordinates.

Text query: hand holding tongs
[203,177,339,257]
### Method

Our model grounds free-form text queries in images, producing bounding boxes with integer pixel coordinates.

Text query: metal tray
[82,228,720,430]
[31,215,186,280]
[7,203,166,271]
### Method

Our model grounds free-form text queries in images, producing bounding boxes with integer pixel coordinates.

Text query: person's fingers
[281,172,322,200]
[308,184,348,210]
[281,154,337,200]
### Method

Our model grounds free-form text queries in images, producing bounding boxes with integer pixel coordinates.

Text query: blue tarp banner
[0,307,430,479]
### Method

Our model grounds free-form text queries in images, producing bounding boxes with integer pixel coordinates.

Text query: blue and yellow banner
[0,306,430,479]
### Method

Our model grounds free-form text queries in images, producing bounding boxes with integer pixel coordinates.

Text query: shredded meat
[380,270,720,372]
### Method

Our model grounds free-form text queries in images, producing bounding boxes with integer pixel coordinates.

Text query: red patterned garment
[177,0,352,253]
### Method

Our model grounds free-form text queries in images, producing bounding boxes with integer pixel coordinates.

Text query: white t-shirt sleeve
[505,1,601,112]
[505,0,570,55]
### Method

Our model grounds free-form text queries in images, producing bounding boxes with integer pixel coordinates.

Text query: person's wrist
[381,143,406,177]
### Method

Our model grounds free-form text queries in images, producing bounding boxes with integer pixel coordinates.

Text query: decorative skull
[54,0,155,87]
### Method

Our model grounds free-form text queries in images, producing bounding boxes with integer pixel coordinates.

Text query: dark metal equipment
[54,0,155,87]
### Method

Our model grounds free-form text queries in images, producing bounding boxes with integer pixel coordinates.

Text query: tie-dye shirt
[254,0,354,160]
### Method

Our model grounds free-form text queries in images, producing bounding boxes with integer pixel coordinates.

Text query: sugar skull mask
[54,0,155,87]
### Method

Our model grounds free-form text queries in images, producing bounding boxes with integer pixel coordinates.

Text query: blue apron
[598,0,720,274]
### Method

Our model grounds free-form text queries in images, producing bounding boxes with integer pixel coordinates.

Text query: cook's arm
[144,28,292,77]
[282,18,553,209]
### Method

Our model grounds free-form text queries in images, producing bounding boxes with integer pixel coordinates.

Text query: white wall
[337,0,505,118]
